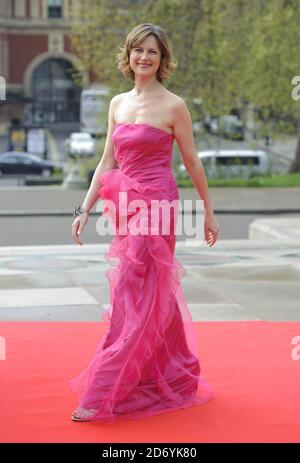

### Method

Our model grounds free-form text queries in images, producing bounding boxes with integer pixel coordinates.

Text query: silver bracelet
[73,205,90,218]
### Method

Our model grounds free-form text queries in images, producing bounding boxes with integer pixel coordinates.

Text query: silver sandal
[71,407,97,422]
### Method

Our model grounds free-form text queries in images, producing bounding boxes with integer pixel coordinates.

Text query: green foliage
[52,166,64,178]
[177,172,300,187]
[68,0,300,170]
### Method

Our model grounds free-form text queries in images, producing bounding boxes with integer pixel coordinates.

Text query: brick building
[0,0,93,131]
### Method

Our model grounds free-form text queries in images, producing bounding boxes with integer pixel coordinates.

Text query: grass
[176,172,300,188]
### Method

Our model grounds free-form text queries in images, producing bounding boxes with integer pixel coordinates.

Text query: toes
[71,408,96,420]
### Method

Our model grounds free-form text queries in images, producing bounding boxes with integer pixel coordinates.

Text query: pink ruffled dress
[68,123,215,423]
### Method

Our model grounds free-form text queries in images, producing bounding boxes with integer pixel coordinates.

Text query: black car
[0,151,61,177]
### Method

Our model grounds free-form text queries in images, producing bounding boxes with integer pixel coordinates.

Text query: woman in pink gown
[69,23,220,424]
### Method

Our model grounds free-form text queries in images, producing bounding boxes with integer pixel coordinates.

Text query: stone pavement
[0,184,299,324]
[0,226,299,322]
[0,185,300,214]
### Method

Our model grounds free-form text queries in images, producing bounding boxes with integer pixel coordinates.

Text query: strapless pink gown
[68,123,215,423]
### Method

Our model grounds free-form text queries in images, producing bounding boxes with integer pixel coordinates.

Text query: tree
[204,0,300,171]
[69,0,300,171]
[69,0,204,120]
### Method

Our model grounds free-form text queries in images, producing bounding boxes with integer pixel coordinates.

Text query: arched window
[28,58,81,123]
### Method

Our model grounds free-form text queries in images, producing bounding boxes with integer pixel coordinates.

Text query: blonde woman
[70,23,219,423]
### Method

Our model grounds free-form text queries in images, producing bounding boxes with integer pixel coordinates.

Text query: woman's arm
[172,97,220,245]
[80,94,121,212]
[172,97,214,217]
[71,94,121,246]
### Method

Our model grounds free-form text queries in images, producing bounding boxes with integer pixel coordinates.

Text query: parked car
[204,114,245,140]
[218,115,245,140]
[204,115,219,134]
[178,149,269,179]
[66,132,95,158]
[0,151,62,177]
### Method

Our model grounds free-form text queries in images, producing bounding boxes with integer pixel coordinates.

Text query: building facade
[0,0,93,129]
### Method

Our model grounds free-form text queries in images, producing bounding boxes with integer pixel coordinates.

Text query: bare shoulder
[108,93,126,122]
[165,91,194,152]
[171,93,188,114]
[164,89,186,106]
[163,90,187,120]
[109,92,125,108]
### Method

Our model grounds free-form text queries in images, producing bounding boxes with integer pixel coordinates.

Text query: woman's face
[129,35,161,79]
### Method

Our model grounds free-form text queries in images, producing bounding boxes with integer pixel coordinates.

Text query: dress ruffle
[68,168,215,424]
[97,168,181,236]
[99,168,161,196]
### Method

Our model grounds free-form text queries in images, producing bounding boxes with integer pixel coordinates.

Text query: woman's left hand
[204,212,220,247]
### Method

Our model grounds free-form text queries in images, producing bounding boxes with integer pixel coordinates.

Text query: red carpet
[0,321,299,443]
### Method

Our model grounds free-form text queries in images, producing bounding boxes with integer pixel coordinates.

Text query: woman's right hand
[72,213,89,246]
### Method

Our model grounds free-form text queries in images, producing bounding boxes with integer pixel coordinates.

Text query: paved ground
[1,213,285,245]
[0,233,299,322]
[0,185,299,245]
[0,186,299,323]
[1,185,300,213]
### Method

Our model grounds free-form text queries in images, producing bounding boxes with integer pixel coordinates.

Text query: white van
[179,149,269,179]
[80,86,109,136]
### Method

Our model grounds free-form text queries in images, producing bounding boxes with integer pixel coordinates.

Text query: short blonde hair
[116,23,177,83]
